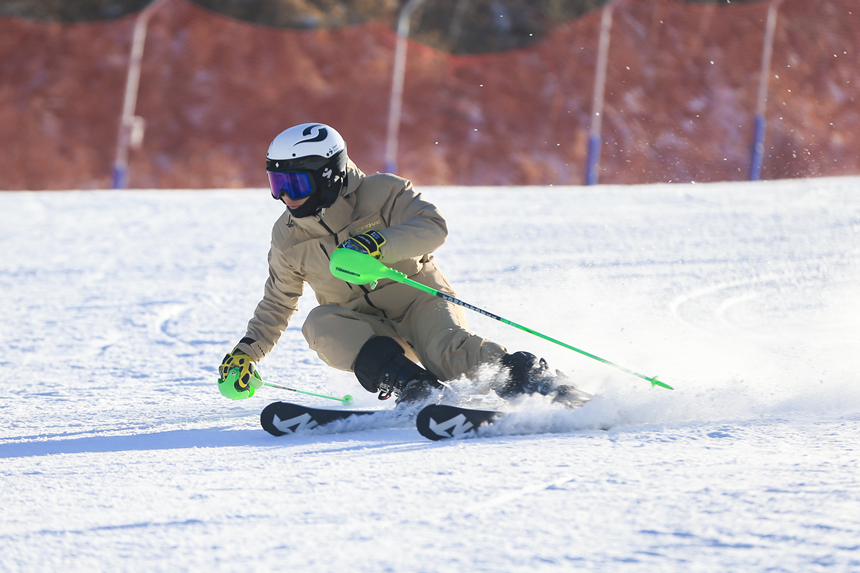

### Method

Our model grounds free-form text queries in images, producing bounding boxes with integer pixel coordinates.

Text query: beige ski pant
[301,260,506,381]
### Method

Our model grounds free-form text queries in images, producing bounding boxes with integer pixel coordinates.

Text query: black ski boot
[353,336,445,406]
[496,351,591,408]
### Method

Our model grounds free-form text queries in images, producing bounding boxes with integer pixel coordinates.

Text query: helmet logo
[295,125,328,146]
[322,167,332,180]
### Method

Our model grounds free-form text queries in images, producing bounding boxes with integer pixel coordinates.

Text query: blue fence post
[749,113,766,181]
[749,2,780,181]
[586,134,602,186]
[585,1,615,185]
[112,166,128,190]
[383,0,427,175]
[112,0,169,189]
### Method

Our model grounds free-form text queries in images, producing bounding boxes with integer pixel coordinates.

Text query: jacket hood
[343,159,365,196]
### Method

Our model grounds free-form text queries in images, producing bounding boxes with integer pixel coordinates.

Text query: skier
[218,123,582,406]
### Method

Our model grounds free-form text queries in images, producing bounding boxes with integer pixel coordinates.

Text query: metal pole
[384,0,428,174]
[585,1,615,186]
[749,1,780,181]
[112,0,169,189]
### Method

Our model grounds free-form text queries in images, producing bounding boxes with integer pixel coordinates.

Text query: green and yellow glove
[338,230,386,259]
[218,349,262,400]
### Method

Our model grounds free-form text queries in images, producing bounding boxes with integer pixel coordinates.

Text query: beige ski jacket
[237,160,450,363]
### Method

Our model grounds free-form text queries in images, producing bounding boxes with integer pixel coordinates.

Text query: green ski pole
[219,368,354,403]
[260,377,353,404]
[330,248,673,390]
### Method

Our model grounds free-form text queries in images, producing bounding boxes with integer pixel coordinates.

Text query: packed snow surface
[2,178,859,572]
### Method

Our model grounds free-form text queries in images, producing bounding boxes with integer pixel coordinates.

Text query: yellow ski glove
[218,349,258,399]
[338,230,386,259]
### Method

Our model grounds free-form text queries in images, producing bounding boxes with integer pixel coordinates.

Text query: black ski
[260,401,376,436]
[416,387,596,440]
[416,404,505,440]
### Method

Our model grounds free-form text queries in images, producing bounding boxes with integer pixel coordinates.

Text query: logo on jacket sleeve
[356,220,382,233]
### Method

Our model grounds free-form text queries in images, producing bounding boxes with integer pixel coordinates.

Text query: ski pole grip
[330,248,406,285]
[218,368,258,400]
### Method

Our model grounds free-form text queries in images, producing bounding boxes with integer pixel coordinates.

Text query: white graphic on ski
[272,412,319,434]
[428,414,474,438]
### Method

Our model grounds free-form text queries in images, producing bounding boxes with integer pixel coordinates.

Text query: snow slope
[1,178,859,572]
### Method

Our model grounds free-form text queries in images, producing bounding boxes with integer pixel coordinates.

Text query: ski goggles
[268,171,314,201]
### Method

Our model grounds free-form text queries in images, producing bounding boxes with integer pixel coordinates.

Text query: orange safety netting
[1,0,858,190]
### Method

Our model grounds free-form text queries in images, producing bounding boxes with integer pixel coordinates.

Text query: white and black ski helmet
[266,123,348,215]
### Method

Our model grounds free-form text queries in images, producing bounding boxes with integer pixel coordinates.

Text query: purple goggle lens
[268,171,313,201]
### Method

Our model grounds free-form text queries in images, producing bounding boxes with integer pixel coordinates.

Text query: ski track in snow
[1,179,859,572]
